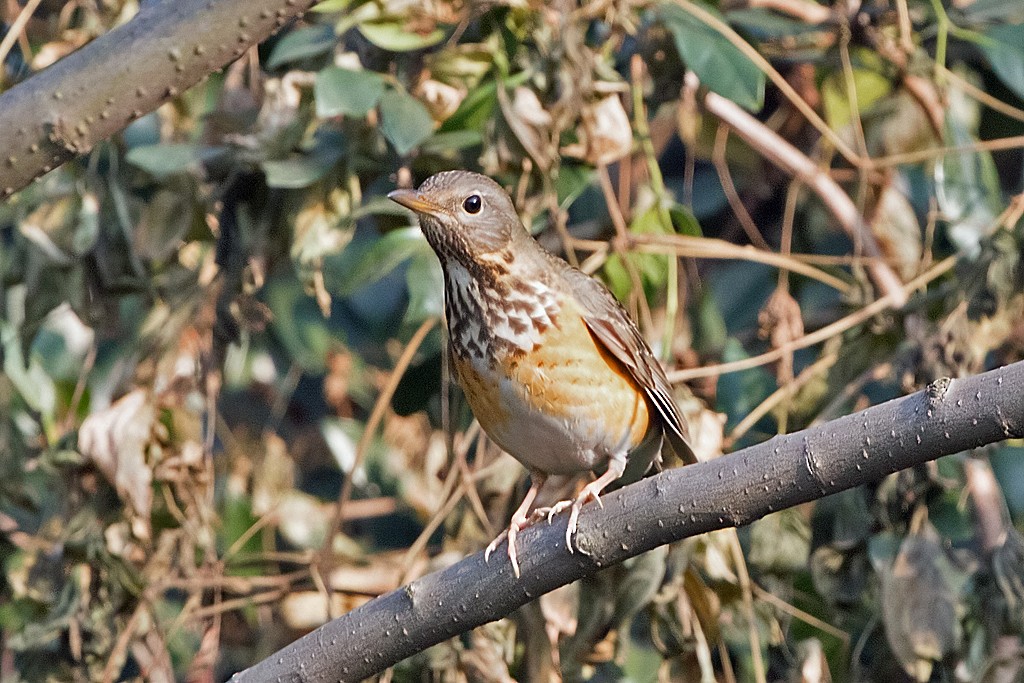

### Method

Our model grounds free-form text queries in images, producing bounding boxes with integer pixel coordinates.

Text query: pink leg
[485,472,546,578]
[564,458,626,552]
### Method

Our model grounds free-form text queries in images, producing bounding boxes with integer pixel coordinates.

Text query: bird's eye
[463,193,482,214]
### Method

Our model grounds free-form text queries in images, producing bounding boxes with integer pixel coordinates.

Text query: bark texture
[232,362,1024,682]
[0,0,315,198]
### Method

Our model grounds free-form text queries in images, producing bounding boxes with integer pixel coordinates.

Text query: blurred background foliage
[2,0,1024,680]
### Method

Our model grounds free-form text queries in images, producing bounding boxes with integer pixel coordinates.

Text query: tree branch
[232,361,1024,682]
[0,0,315,198]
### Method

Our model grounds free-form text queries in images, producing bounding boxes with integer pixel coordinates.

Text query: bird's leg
[564,457,627,553]
[485,472,546,578]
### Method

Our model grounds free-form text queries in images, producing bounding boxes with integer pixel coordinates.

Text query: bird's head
[388,171,523,264]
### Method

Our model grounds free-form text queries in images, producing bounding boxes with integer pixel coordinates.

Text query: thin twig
[873,135,1024,168]
[726,529,767,683]
[727,351,839,446]
[712,124,773,250]
[0,0,43,70]
[667,255,956,382]
[326,317,439,549]
[701,89,907,306]
[673,0,867,170]
[624,234,852,293]
[752,583,851,646]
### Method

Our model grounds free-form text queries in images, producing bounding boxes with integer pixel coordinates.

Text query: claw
[484,530,508,564]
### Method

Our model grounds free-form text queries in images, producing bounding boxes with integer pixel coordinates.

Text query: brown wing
[557,261,697,466]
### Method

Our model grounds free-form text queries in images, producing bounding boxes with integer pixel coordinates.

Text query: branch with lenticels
[231,360,1024,683]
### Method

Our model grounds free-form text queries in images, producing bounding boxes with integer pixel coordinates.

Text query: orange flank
[451,292,651,472]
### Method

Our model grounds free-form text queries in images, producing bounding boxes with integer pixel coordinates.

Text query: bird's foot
[484,509,535,578]
[564,482,606,553]
[538,484,607,554]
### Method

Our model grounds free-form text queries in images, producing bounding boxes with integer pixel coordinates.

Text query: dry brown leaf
[758,287,804,382]
[78,389,157,539]
[565,94,633,166]
[871,180,924,280]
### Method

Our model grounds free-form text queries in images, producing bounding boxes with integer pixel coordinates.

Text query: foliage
[1,0,1024,681]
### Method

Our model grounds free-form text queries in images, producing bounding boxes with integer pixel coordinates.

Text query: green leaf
[726,7,823,37]
[437,72,529,133]
[315,67,387,118]
[668,203,703,236]
[821,63,892,131]
[311,0,351,12]
[267,24,335,69]
[659,3,765,111]
[324,227,425,296]
[960,0,1024,23]
[978,23,1024,102]
[265,274,336,372]
[125,144,224,178]
[935,114,1002,258]
[357,20,445,52]
[438,79,498,133]
[555,165,595,211]
[602,206,671,301]
[404,247,444,324]
[262,145,343,189]
[378,90,435,155]
[418,130,483,154]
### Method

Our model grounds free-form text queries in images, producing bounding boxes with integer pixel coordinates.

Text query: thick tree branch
[0,0,315,198]
[232,361,1024,682]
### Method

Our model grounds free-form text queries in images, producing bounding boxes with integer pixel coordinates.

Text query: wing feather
[557,261,697,465]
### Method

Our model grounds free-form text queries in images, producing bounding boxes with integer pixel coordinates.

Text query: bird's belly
[452,309,650,475]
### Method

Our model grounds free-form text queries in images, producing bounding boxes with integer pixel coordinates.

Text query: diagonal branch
[0,0,315,198]
[700,90,908,306]
[231,360,1024,682]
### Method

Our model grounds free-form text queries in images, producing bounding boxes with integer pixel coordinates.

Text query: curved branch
[232,361,1024,682]
[0,0,315,198]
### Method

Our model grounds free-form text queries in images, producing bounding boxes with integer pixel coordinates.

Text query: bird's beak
[388,189,445,216]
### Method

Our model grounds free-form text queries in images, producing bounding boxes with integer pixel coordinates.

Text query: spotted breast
[444,260,653,477]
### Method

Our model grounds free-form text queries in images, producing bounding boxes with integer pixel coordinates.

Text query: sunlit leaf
[821,64,892,131]
[315,67,387,118]
[357,20,445,52]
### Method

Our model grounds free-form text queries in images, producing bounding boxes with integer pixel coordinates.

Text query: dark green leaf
[404,247,444,324]
[324,227,425,296]
[978,23,1024,102]
[262,146,343,188]
[267,24,335,69]
[660,3,766,111]
[125,144,224,178]
[418,130,483,154]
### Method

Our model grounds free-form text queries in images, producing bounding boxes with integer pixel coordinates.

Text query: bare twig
[327,317,439,548]
[701,89,907,305]
[667,256,955,382]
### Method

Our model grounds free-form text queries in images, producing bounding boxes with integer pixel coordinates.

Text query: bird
[388,170,695,577]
